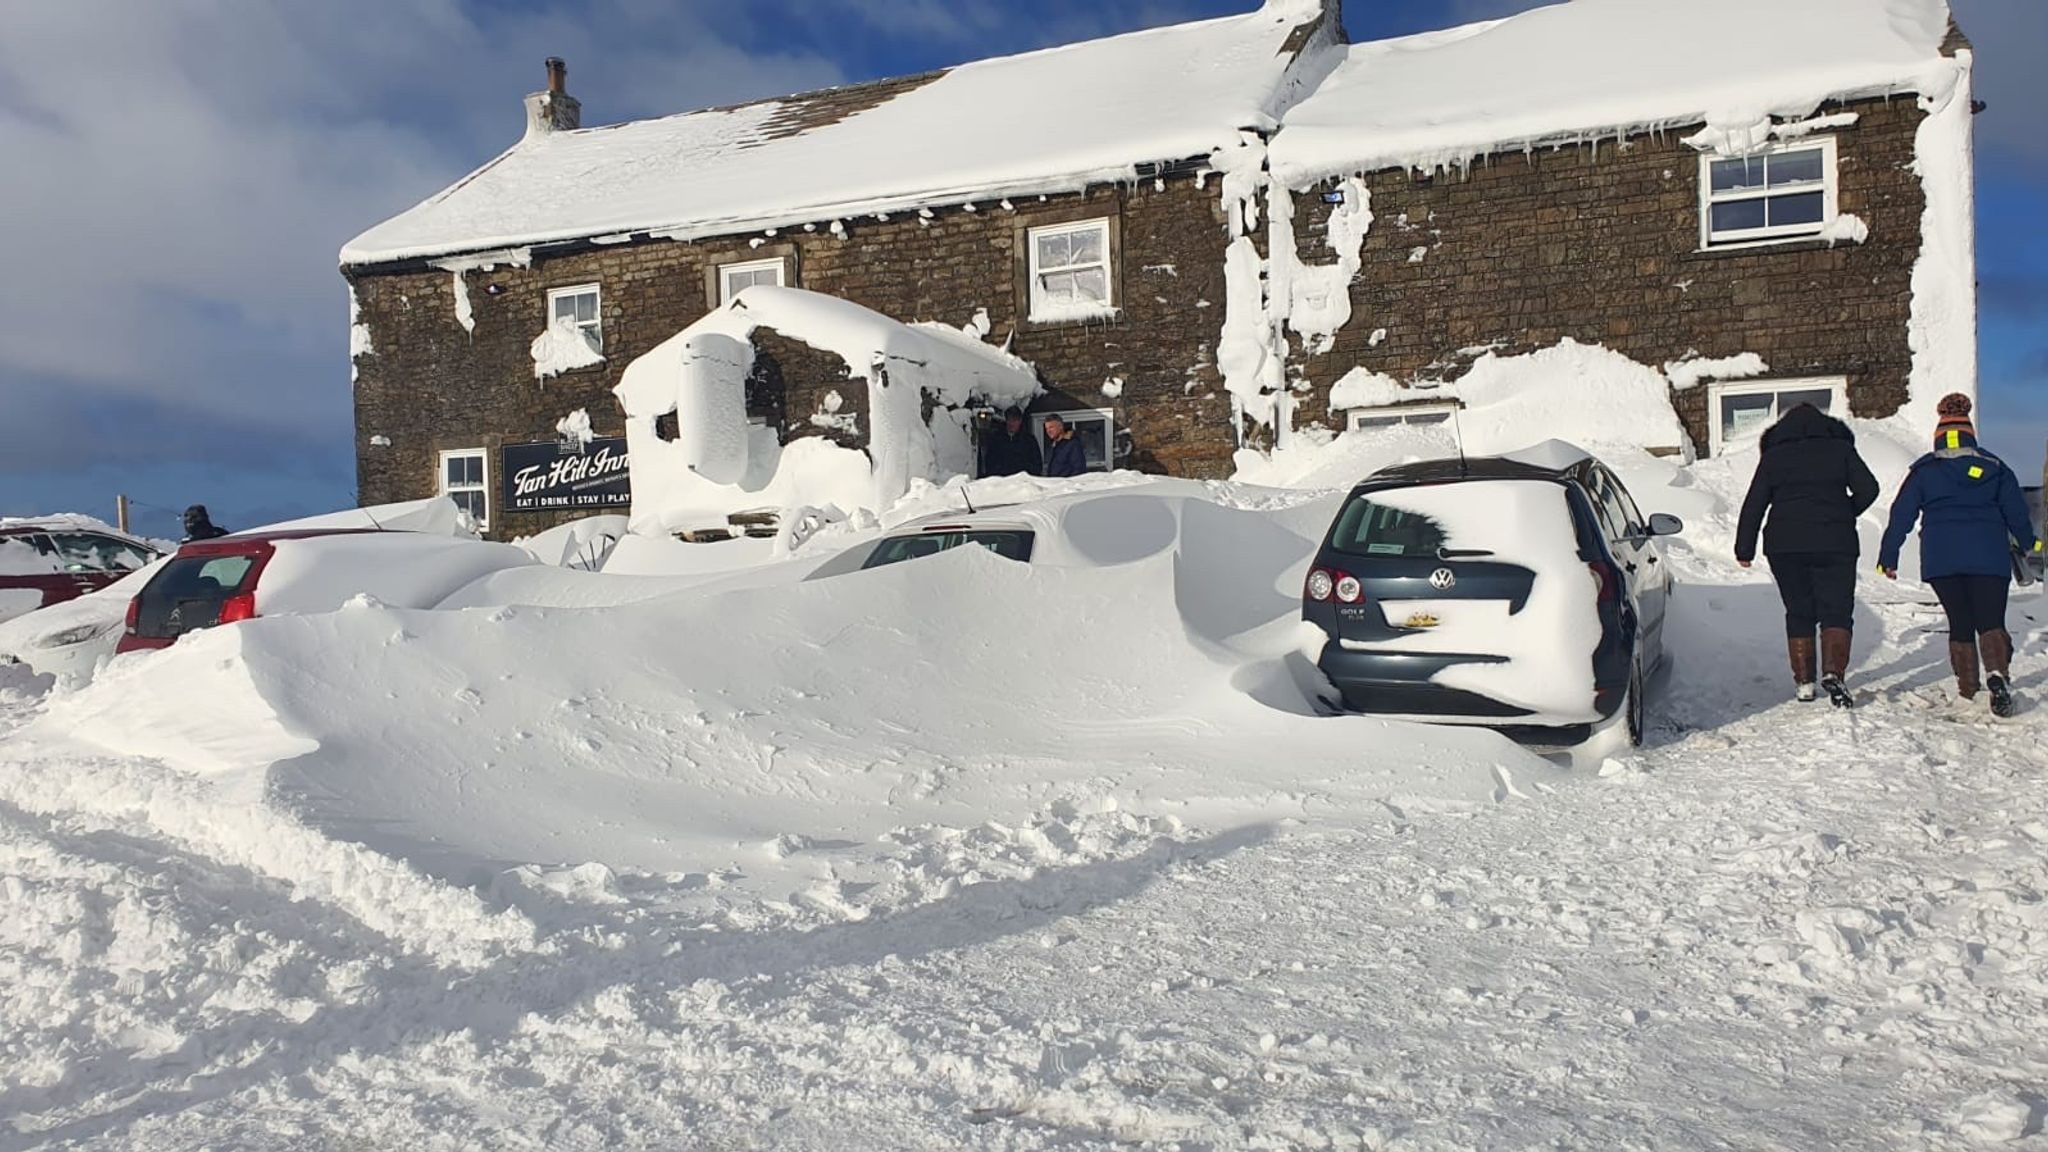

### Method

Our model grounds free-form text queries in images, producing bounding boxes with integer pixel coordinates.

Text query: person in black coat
[979,407,1042,478]
[181,504,230,543]
[1042,414,1089,479]
[1734,404,1881,705]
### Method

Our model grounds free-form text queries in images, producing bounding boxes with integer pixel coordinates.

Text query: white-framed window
[719,258,786,304]
[1707,377,1848,456]
[1034,408,1115,473]
[546,284,603,353]
[1700,138,1839,249]
[440,448,490,529]
[1027,219,1115,322]
[1346,403,1460,433]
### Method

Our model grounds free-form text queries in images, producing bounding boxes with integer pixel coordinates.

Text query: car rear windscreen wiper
[1437,548,1495,560]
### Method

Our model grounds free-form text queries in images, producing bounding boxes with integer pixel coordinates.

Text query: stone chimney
[523,57,582,140]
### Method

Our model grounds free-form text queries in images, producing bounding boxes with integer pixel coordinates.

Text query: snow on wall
[614,286,1042,533]
[348,285,373,384]
[1905,51,1977,433]
[530,317,605,381]
[556,408,595,449]
[1268,177,1371,356]
[428,249,530,338]
[1326,339,1691,457]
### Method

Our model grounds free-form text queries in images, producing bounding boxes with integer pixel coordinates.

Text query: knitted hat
[1934,392,1975,447]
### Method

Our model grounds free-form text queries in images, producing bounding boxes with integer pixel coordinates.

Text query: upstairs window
[1700,139,1838,248]
[1027,219,1115,322]
[719,258,786,304]
[546,284,603,354]
[440,449,490,529]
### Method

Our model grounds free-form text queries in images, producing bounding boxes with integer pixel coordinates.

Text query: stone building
[343,0,1974,539]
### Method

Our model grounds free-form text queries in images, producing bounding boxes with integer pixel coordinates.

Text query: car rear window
[134,555,258,637]
[862,530,1034,570]
[1328,498,1449,559]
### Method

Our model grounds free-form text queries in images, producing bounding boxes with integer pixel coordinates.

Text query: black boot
[1819,627,1855,709]
[1982,630,2017,718]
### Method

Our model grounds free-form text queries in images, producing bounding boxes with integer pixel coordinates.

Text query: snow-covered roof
[1268,0,1960,185]
[342,1,1336,266]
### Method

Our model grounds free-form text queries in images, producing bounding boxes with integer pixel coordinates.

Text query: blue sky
[1,0,2042,539]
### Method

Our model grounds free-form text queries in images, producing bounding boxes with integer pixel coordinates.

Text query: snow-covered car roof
[0,515,160,549]
[342,1,1336,265]
[1269,0,1960,184]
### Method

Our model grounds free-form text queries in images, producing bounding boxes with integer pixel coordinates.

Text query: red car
[116,530,375,655]
[0,520,163,625]
[115,528,537,655]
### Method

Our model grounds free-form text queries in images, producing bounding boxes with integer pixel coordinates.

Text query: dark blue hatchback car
[1302,443,1681,749]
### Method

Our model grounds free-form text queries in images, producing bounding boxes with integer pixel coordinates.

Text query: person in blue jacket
[1878,393,2042,717]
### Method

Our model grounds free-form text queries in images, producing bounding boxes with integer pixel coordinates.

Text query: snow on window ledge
[1026,300,1123,327]
[531,317,606,381]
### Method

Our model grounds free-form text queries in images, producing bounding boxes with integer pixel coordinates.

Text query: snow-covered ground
[4,442,2046,1149]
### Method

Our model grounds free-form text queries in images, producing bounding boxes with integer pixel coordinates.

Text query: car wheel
[1579,652,1645,763]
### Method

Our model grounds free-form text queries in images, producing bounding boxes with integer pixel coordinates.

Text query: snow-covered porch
[613,286,1043,536]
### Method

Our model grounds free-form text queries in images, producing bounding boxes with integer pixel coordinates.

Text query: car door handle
[1624,562,1638,574]
[1647,554,1660,565]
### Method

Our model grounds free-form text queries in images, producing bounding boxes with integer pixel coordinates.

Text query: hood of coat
[1760,403,1854,451]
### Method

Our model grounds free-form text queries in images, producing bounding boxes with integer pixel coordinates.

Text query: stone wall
[1282,95,1929,454]
[349,178,1236,538]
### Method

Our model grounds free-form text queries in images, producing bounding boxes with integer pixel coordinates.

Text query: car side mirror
[1646,513,1684,538]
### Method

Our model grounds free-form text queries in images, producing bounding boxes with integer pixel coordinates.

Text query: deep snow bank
[48,492,1556,892]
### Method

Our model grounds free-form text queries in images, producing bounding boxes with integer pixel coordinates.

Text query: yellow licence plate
[1404,612,1441,629]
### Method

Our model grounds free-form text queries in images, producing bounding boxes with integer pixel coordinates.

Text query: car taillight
[218,592,257,625]
[123,597,140,634]
[1307,568,1364,604]
[1588,561,1620,604]
[1306,569,1335,601]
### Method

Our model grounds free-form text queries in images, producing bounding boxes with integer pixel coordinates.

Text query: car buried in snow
[1302,440,1680,751]
[116,529,536,655]
[0,519,164,626]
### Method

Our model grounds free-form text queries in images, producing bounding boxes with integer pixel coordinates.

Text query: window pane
[1767,191,1825,228]
[1073,417,1109,470]
[1778,388,1835,414]
[1767,149,1824,187]
[1068,227,1104,265]
[1036,232,1071,268]
[1072,267,1109,303]
[1040,270,1076,302]
[1355,415,1401,430]
[1711,198,1767,234]
[574,293,598,324]
[1711,157,1765,193]
[1721,393,1776,444]
[552,295,576,323]
[1408,411,1452,425]
[446,457,465,486]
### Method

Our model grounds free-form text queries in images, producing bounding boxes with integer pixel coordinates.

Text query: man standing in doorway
[1042,414,1088,479]
[979,407,1042,478]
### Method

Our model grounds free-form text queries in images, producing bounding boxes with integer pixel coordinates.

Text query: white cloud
[0,0,845,461]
